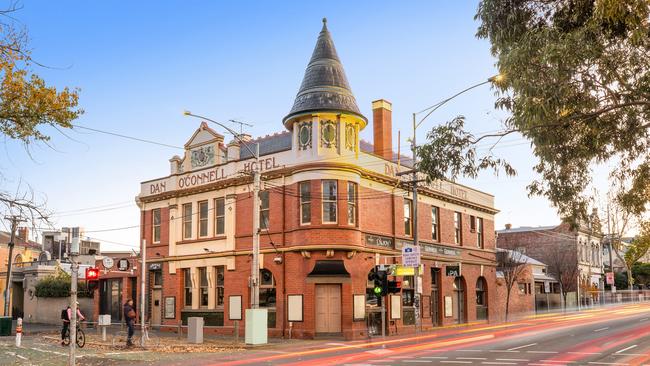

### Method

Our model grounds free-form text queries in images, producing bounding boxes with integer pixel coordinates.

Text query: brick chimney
[17,227,28,241]
[372,99,393,161]
[505,223,512,230]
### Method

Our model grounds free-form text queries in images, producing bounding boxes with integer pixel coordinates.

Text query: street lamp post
[404,75,502,332]
[183,111,266,343]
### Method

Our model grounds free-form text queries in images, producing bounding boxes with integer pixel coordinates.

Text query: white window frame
[431,206,439,241]
[322,180,338,224]
[404,199,413,237]
[454,212,462,244]
[299,181,311,225]
[347,182,357,226]
[152,208,161,243]
[215,197,225,235]
[182,203,192,239]
[198,200,209,238]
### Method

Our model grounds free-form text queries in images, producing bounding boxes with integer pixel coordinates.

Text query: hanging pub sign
[445,264,461,277]
[117,258,131,271]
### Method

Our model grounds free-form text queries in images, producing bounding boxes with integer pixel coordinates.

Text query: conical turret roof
[283,18,366,128]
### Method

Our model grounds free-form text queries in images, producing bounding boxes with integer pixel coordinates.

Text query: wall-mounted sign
[444,296,453,317]
[402,244,421,267]
[102,257,114,270]
[229,295,242,321]
[606,272,614,285]
[149,263,162,271]
[366,234,394,249]
[421,244,461,257]
[164,297,175,319]
[287,295,304,322]
[445,265,461,277]
[117,258,130,272]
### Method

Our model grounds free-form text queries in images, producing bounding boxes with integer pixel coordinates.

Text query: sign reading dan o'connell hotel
[135,19,498,340]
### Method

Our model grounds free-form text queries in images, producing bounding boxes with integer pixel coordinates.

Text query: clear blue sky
[2,0,565,250]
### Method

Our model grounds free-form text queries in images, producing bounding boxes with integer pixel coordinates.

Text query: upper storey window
[300,182,311,225]
[320,120,337,148]
[454,212,462,244]
[345,123,356,151]
[322,180,338,223]
[404,199,413,237]
[347,182,357,225]
[183,203,192,239]
[152,208,161,243]
[298,121,312,150]
[260,191,270,230]
[215,198,225,235]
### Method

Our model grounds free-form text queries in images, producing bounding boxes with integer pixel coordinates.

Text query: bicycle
[112,323,160,349]
[62,323,86,348]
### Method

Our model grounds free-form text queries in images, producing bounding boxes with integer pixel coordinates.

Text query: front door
[431,269,440,326]
[315,284,341,333]
[454,277,466,324]
[151,289,162,326]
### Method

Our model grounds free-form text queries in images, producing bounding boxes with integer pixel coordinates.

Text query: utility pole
[3,215,25,316]
[140,239,146,345]
[606,204,615,296]
[69,227,80,366]
[411,113,421,333]
[251,143,261,309]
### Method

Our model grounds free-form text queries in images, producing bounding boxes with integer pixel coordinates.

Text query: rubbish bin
[0,316,12,336]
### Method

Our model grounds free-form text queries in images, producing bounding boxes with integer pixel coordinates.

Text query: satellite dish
[38,251,52,261]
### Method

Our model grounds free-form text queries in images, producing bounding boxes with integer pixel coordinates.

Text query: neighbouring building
[495,248,560,321]
[42,227,101,261]
[497,221,604,307]
[0,228,41,318]
[93,252,140,324]
[136,19,498,340]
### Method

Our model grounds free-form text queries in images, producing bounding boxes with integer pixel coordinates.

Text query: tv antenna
[228,119,254,135]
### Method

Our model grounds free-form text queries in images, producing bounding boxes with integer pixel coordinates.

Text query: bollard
[15,318,22,347]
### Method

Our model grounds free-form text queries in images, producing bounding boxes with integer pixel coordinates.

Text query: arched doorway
[475,277,488,320]
[453,276,466,324]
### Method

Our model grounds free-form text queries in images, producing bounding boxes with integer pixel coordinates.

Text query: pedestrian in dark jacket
[123,299,136,346]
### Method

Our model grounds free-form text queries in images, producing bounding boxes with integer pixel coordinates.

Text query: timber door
[315,284,341,334]
[431,269,441,326]
[151,289,162,326]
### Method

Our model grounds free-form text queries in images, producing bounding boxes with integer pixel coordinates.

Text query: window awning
[306,260,351,283]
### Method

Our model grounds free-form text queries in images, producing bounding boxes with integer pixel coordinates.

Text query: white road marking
[615,345,638,354]
[594,327,609,332]
[495,359,530,362]
[30,347,67,356]
[542,360,575,363]
[490,350,520,353]
[457,357,487,360]
[457,350,484,352]
[527,351,559,354]
[440,362,473,364]
[509,343,538,351]
[613,354,647,357]
[390,356,413,359]
[568,352,601,355]
[422,357,449,359]
[5,352,28,360]
[402,361,432,364]
[482,363,517,365]
[640,318,649,321]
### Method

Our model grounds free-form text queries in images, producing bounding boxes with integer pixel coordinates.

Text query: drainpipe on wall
[281,175,287,339]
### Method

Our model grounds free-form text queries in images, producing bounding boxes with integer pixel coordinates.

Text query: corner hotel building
[137,19,498,340]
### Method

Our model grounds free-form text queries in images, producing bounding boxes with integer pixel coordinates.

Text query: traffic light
[369,267,388,297]
[85,267,100,280]
[387,280,401,294]
[86,267,100,292]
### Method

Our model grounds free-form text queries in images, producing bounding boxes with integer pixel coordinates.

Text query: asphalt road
[1,303,648,365]
[204,303,650,366]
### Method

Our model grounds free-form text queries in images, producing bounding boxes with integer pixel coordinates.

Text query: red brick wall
[494,264,535,322]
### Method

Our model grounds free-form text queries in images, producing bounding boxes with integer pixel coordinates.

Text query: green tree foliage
[632,262,650,286]
[419,0,650,223]
[34,269,93,298]
[624,221,650,282]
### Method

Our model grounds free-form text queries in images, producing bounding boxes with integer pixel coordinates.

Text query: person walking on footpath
[123,299,136,347]
[61,302,85,346]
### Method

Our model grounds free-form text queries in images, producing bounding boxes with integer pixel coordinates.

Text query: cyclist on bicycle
[61,302,85,346]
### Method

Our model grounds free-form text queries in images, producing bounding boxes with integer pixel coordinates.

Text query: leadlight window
[184,268,192,307]
[215,266,224,306]
[199,267,208,307]
[347,182,357,225]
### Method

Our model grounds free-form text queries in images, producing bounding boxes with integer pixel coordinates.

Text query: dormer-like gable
[178,122,225,172]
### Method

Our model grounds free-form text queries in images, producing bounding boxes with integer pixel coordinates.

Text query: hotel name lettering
[384,163,468,200]
[148,157,282,194]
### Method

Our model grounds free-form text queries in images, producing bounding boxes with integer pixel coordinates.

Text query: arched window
[475,277,488,320]
[14,254,23,264]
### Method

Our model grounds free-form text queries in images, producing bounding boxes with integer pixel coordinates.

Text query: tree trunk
[505,287,511,322]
